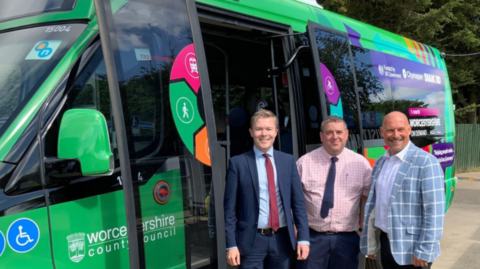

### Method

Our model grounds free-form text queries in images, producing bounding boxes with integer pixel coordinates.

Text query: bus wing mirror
[58,109,114,176]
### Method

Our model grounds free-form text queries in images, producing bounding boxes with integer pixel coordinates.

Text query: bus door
[40,0,224,268]
[302,21,364,154]
[198,7,299,163]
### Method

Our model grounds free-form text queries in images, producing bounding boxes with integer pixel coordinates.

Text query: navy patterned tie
[320,156,338,219]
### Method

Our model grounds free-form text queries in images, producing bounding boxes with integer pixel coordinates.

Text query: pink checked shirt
[297,147,372,232]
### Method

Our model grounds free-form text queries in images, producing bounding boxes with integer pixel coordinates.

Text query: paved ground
[434,172,480,269]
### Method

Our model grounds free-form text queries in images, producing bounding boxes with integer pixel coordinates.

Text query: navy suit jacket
[224,149,309,255]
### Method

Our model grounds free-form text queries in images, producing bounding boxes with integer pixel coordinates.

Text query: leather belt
[257,227,287,235]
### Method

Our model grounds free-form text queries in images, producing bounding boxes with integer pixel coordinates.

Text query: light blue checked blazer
[360,143,445,265]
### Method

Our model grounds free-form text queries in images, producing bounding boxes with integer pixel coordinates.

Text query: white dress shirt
[374,141,411,233]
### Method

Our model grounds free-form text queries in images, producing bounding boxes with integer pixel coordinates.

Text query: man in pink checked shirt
[296,116,372,269]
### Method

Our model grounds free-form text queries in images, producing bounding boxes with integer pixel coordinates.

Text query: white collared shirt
[374,142,411,233]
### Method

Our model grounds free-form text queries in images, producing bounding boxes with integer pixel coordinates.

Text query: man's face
[320,122,349,156]
[380,113,411,155]
[249,117,278,152]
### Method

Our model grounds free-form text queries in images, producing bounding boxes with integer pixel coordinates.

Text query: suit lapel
[246,149,260,203]
[371,157,386,205]
[390,143,416,200]
[273,150,286,196]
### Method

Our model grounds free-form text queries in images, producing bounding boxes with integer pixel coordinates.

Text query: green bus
[0,0,456,268]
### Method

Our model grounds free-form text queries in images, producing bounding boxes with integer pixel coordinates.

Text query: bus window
[0,0,76,22]
[0,24,87,141]
[308,28,362,152]
[351,46,392,147]
[295,34,324,152]
[351,45,446,149]
[3,142,42,196]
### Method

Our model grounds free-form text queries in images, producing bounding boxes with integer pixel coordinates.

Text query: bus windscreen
[0,0,76,22]
[0,23,86,136]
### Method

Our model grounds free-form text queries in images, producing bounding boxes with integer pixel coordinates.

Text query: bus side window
[312,30,361,151]
[351,45,445,148]
[295,34,323,153]
[350,46,392,145]
[44,45,117,164]
[3,142,43,195]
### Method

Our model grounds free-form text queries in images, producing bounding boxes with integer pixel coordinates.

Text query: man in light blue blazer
[360,111,445,269]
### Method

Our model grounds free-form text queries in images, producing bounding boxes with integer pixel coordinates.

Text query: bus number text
[45,26,71,33]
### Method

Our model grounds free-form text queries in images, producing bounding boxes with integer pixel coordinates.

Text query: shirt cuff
[297,241,310,246]
[226,246,237,250]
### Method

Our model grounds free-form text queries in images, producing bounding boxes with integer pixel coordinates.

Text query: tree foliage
[319,0,480,123]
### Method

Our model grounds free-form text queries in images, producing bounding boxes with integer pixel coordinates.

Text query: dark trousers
[380,232,432,269]
[297,229,359,269]
[239,228,291,269]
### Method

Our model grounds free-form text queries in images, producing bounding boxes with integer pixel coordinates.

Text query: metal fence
[455,124,480,171]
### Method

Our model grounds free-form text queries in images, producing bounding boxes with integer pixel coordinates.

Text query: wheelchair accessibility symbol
[7,218,40,253]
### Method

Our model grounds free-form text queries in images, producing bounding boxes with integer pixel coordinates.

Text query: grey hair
[320,116,347,132]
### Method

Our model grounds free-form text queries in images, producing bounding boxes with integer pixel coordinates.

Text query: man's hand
[297,244,310,260]
[413,256,428,267]
[227,248,241,266]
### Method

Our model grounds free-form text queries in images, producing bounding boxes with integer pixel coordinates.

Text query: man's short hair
[250,109,278,129]
[321,116,347,132]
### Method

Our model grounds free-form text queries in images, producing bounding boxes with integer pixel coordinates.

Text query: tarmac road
[434,173,480,269]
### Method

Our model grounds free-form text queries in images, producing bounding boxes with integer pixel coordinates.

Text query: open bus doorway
[198,11,297,268]
[199,18,294,163]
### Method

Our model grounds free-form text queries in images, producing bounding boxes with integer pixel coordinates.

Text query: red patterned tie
[263,153,280,231]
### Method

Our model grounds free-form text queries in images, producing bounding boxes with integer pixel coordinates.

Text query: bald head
[380,111,411,155]
[382,111,409,126]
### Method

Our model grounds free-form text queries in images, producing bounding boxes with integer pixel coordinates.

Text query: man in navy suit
[224,109,310,269]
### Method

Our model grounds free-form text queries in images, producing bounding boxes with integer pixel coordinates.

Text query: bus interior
[199,13,296,161]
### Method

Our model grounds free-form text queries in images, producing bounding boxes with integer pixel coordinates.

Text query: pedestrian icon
[183,102,189,119]
[176,97,194,124]
[7,218,40,253]
[0,231,5,257]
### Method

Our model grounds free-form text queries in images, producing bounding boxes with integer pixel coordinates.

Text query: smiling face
[380,112,411,155]
[320,121,349,156]
[249,116,278,153]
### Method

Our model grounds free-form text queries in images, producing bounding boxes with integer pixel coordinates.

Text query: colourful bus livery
[0,0,456,268]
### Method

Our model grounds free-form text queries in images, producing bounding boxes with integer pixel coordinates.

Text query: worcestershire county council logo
[378,65,384,76]
[67,233,86,263]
